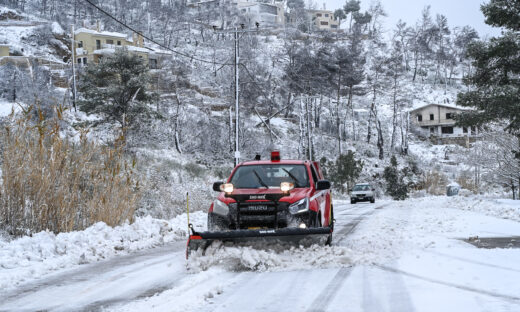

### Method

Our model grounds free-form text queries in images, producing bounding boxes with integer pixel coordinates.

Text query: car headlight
[213,199,229,216]
[289,197,309,215]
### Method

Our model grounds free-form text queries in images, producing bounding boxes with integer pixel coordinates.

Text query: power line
[81,0,232,66]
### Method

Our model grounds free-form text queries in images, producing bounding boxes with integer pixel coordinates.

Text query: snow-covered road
[1,198,520,312]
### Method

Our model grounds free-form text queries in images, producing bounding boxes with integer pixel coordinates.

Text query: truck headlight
[289,197,308,215]
[220,183,234,194]
[213,199,229,216]
[280,182,294,193]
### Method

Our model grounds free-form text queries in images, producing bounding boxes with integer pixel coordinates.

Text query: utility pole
[71,24,77,111]
[306,96,312,161]
[234,27,240,166]
[214,23,263,166]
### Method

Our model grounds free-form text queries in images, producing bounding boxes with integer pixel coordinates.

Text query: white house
[409,103,479,146]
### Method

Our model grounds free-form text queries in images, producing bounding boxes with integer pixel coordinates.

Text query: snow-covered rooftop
[74,27,128,38]
[410,103,474,112]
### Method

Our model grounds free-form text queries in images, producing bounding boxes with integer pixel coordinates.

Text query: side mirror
[213,181,224,192]
[316,180,331,191]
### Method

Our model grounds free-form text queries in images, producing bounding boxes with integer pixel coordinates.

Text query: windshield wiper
[252,169,269,188]
[282,168,301,187]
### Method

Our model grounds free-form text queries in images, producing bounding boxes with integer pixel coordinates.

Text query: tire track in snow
[305,203,388,312]
[334,203,389,242]
[425,250,520,273]
[375,264,520,303]
[306,267,354,312]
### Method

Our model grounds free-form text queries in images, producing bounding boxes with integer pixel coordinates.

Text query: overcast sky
[322,0,501,38]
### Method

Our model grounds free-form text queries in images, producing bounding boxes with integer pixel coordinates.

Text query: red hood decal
[218,188,311,204]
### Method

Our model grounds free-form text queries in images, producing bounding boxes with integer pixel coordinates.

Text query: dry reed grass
[456,170,478,193]
[416,170,449,195]
[0,105,140,236]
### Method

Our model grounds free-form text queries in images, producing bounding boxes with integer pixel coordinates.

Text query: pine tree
[383,156,409,200]
[457,0,520,136]
[78,48,157,140]
[457,0,520,199]
[330,150,364,192]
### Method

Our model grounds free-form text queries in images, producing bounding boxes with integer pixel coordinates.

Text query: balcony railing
[416,118,456,126]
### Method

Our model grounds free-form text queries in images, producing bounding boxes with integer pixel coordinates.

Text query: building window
[320,21,328,25]
[78,41,83,48]
[77,58,82,64]
[463,127,468,133]
[149,59,157,69]
[325,14,329,17]
[317,13,322,17]
[331,25,338,28]
[430,127,435,134]
[83,57,87,65]
[96,40,101,49]
[106,39,114,45]
[117,41,121,45]
[441,127,454,134]
[417,114,423,122]
[446,113,454,119]
[430,114,434,121]
[471,126,477,133]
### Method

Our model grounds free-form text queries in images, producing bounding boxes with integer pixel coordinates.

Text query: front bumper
[209,203,314,230]
[187,226,332,258]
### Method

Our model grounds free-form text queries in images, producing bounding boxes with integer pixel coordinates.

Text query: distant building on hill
[409,103,479,147]
[187,0,285,28]
[306,9,339,31]
[73,24,170,69]
[0,45,9,57]
[237,0,285,27]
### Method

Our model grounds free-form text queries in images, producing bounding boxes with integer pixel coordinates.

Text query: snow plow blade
[186,227,332,258]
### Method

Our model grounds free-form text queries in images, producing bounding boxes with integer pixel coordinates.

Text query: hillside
[0,0,516,222]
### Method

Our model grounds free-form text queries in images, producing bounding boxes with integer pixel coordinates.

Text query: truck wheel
[370,198,375,203]
[207,214,215,231]
[208,213,223,231]
[308,210,318,228]
[326,231,333,245]
[351,199,356,204]
[326,208,333,246]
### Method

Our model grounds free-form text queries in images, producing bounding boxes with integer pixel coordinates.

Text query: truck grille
[231,201,289,229]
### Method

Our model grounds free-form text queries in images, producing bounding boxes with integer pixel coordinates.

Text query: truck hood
[218,188,312,205]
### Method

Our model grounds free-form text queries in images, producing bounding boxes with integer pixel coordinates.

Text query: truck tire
[326,207,333,245]
[351,199,356,204]
[207,214,216,231]
[308,210,319,228]
[370,198,375,203]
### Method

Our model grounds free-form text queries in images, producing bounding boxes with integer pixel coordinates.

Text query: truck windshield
[230,164,310,189]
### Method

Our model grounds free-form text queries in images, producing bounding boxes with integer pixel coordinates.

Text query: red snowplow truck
[187,151,334,257]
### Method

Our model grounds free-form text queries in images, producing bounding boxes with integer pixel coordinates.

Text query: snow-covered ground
[1,196,519,311]
[0,211,206,291]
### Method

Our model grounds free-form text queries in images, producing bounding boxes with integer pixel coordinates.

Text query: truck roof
[239,160,307,166]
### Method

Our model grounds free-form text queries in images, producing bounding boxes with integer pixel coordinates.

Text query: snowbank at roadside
[0,211,206,290]
[409,195,520,222]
